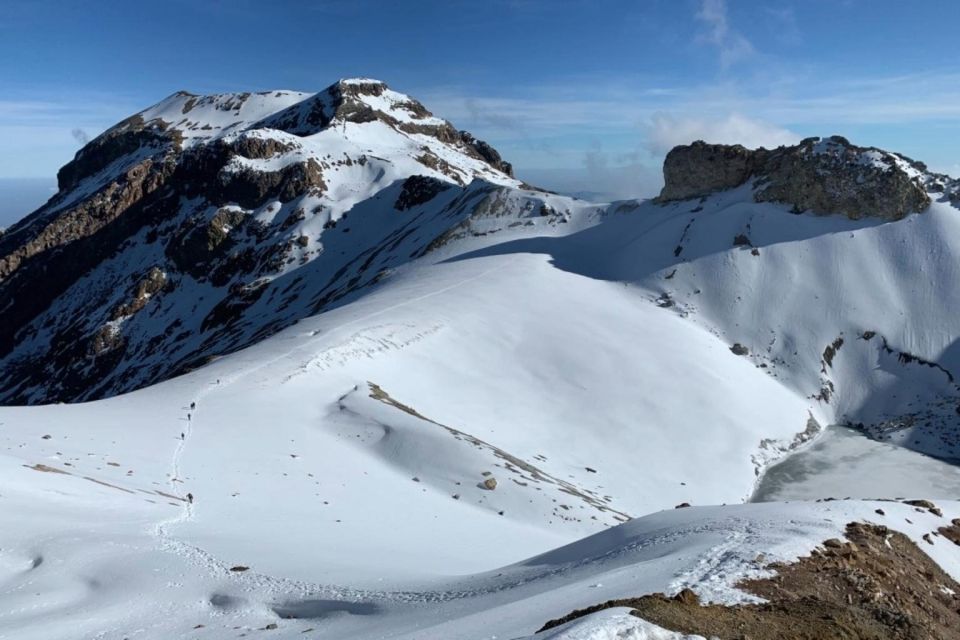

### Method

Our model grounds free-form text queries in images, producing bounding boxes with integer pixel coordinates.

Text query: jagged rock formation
[0,78,549,404]
[657,136,954,220]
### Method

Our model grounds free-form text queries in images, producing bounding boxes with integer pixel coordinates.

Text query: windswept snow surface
[5,170,960,637]
[3,423,959,640]
[515,609,706,640]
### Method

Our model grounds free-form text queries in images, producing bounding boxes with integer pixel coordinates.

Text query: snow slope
[4,413,959,640]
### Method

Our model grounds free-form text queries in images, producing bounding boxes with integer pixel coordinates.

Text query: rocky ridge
[658,135,958,220]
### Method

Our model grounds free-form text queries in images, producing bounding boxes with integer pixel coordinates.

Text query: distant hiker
[190,402,196,410]
[180,432,185,440]
[187,493,194,504]
[187,413,191,421]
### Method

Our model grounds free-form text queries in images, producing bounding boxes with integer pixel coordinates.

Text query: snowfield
[4,197,960,637]
[4,418,959,640]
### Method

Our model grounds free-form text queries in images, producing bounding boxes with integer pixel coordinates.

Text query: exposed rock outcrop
[165,209,249,279]
[539,521,960,640]
[55,115,182,192]
[228,133,298,160]
[215,158,326,209]
[395,175,452,211]
[111,267,168,320]
[261,80,512,177]
[657,136,935,220]
[658,142,756,202]
[0,151,179,281]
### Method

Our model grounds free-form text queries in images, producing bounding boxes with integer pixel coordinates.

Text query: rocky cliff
[657,136,956,220]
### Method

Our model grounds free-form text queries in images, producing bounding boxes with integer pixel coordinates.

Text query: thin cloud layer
[695,0,754,68]
[647,112,801,154]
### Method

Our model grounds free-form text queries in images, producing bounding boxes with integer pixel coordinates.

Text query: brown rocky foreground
[540,521,960,639]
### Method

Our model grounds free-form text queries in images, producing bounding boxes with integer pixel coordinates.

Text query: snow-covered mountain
[0,78,520,403]
[2,81,960,639]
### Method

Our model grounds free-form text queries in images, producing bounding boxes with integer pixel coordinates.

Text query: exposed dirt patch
[24,463,70,474]
[939,519,960,546]
[539,522,960,639]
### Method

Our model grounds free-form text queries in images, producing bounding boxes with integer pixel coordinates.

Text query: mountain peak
[335,77,389,91]
[0,78,526,402]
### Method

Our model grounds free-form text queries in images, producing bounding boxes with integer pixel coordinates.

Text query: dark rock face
[395,175,452,211]
[658,142,756,202]
[214,159,326,209]
[56,115,181,192]
[0,145,179,282]
[259,80,399,135]
[165,209,249,279]
[229,134,297,160]
[458,132,514,177]
[111,267,169,320]
[657,136,933,220]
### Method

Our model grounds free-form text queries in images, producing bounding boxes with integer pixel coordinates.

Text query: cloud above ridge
[647,112,801,154]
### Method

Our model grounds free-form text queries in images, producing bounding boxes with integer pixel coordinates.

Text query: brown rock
[657,136,931,221]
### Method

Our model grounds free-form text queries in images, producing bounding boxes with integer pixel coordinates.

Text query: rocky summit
[657,135,958,220]
[0,78,527,404]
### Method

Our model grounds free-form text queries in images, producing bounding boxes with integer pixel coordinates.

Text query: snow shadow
[443,197,891,285]
[271,599,382,619]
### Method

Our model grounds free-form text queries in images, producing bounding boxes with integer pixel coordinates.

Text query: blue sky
[1,0,959,214]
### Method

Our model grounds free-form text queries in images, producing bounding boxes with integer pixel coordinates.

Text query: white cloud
[423,71,960,136]
[695,0,754,69]
[0,93,140,177]
[647,112,801,154]
[520,162,664,202]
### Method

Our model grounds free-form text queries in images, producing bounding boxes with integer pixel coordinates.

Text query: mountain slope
[0,79,522,403]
